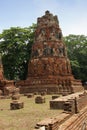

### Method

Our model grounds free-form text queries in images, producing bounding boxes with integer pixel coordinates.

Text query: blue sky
[0,0,87,36]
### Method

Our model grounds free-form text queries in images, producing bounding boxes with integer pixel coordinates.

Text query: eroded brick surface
[35,92,87,130]
[16,11,84,94]
[0,56,16,96]
[35,96,45,103]
[50,91,87,112]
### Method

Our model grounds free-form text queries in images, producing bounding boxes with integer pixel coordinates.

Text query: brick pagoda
[0,55,16,96]
[17,11,84,94]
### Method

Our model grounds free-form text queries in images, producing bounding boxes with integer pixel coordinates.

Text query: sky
[0,0,87,36]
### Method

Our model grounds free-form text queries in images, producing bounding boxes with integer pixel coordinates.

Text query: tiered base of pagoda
[16,75,84,95]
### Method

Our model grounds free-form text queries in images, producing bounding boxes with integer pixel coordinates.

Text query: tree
[64,34,87,82]
[0,24,36,80]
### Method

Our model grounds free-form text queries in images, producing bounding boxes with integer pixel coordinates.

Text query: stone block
[35,96,45,103]
[52,95,60,100]
[34,92,38,95]
[11,94,20,100]
[10,101,24,110]
[27,93,34,98]
[41,92,46,96]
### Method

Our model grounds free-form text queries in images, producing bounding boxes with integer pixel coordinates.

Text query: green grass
[0,95,63,130]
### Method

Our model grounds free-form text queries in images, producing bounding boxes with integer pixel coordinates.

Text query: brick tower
[17,11,84,94]
[0,55,16,96]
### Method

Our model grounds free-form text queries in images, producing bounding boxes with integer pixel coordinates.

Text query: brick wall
[50,92,87,113]
[34,106,87,130]
[35,112,71,130]
[58,106,87,130]
[34,92,87,130]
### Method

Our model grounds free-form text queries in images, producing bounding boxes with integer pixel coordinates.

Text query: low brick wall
[76,93,87,112]
[34,106,87,130]
[50,91,87,113]
[58,106,87,130]
[34,91,87,130]
[35,112,71,130]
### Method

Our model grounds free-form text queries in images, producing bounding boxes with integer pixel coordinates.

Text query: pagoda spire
[16,11,84,94]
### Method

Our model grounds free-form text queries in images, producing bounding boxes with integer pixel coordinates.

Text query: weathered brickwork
[35,112,71,130]
[16,11,84,94]
[0,56,16,96]
[35,96,45,103]
[34,92,87,130]
[50,91,87,113]
[34,107,87,130]
[10,101,24,110]
[10,87,23,110]
[58,106,87,130]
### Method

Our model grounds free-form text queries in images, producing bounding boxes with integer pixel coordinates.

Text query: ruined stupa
[17,11,84,94]
[0,55,16,96]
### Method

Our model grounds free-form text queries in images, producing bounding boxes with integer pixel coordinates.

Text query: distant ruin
[0,55,16,96]
[16,11,84,94]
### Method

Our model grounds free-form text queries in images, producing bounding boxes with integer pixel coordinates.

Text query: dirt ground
[0,95,62,130]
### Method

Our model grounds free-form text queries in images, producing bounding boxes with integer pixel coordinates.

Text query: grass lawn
[0,95,63,130]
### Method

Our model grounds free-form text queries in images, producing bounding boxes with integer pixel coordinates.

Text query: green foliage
[0,24,36,80]
[64,34,87,82]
